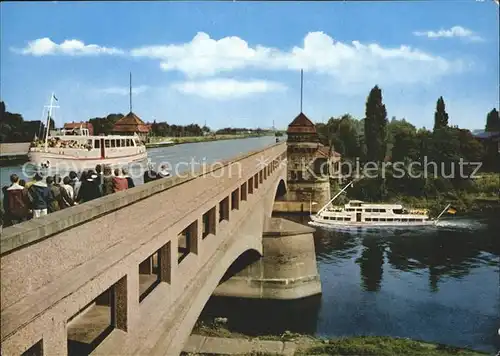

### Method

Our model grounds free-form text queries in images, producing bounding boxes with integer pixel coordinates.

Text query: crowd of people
[1,163,171,228]
[30,137,91,150]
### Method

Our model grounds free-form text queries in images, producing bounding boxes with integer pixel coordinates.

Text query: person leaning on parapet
[122,167,135,188]
[143,162,158,183]
[27,173,51,218]
[77,170,102,203]
[102,165,114,196]
[54,174,74,209]
[95,164,103,180]
[112,168,129,192]
[46,176,61,213]
[5,174,31,225]
[68,171,81,199]
[62,176,75,205]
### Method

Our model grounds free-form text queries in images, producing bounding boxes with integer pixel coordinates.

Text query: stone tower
[285,112,340,208]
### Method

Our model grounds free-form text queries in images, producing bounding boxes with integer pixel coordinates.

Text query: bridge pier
[213,217,321,300]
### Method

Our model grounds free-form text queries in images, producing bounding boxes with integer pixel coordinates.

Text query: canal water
[0,136,277,193]
[199,213,500,354]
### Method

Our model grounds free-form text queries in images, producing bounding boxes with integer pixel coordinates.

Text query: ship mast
[44,93,59,152]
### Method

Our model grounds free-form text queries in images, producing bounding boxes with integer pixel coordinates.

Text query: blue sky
[1,1,498,131]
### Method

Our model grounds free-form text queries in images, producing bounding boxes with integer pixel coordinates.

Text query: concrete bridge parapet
[0,141,320,356]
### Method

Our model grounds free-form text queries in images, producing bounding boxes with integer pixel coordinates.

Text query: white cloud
[131,31,465,88]
[14,37,124,56]
[97,85,149,96]
[171,79,287,100]
[413,26,483,42]
[131,32,272,77]
[15,31,467,94]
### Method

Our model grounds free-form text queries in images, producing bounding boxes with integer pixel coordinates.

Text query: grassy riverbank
[146,133,274,147]
[189,321,486,355]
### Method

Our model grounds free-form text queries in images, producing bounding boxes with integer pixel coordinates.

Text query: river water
[199,212,500,354]
[0,136,277,192]
[1,137,498,353]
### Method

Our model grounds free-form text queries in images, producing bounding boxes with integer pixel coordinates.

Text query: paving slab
[184,335,294,355]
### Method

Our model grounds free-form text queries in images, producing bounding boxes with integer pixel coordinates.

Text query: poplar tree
[433,96,449,131]
[364,85,388,162]
[485,108,500,132]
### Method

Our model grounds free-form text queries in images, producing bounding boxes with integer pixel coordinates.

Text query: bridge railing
[1,141,285,256]
[1,142,287,356]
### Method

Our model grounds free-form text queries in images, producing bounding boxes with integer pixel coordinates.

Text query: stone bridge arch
[0,142,321,356]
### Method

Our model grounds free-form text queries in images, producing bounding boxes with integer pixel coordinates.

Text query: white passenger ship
[309,181,452,228]
[28,94,148,171]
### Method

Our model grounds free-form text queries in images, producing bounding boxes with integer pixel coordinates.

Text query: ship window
[380,218,386,221]
[344,217,350,221]
[365,209,372,212]
[366,218,371,221]
[94,140,100,149]
[116,139,121,147]
[356,209,362,212]
[387,218,393,222]
[105,140,110,148]
[121,139,126,147]
[111,140,116,148]
[373,218,379,221]
[379,209,386,213]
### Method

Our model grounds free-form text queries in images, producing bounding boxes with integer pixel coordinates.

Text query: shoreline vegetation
[187,320,487,355]
[330,173,499,217]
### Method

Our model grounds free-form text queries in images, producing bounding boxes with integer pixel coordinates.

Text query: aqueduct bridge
[0,142,321,356]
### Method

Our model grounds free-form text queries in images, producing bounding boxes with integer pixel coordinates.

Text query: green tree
[388,119,419,162]
[0,101,25,143]
[364,85,388,162]
[485,108,500,132]
[433,96,449,131]
[89,113,123,135]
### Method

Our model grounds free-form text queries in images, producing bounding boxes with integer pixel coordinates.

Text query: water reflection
[356,237,386,292]
[306,215,500,293]
[264,213,499,353]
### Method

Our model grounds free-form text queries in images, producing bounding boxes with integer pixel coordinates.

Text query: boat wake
[434,218,488,232]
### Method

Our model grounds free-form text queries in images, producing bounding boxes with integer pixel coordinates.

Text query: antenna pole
[300,69,303,113]
[43,93,60,152]
[129,72,132,113]
[44,93,54,152]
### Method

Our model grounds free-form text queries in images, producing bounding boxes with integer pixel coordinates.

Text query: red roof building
[112,112,150,135]
[63,122,94,135]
